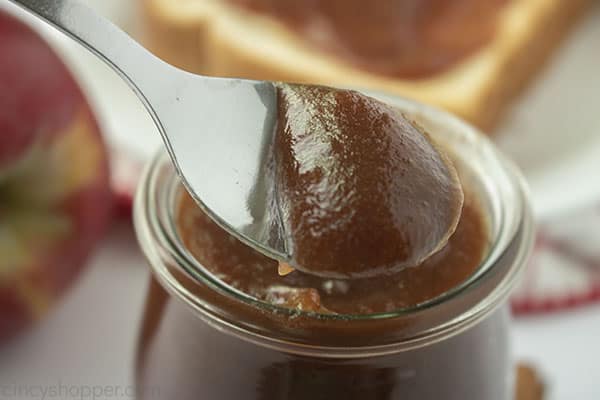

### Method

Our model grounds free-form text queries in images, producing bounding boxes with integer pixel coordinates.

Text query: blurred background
[0,0,599,398]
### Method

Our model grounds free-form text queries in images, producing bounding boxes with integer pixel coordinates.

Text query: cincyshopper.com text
[1,381,160,400]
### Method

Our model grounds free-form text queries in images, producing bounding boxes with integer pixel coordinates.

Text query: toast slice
[139,0,589,131]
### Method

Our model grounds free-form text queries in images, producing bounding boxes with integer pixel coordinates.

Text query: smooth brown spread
[229,0,508,78]
[176,85,487,314]
[271,84,463,278]
[177,188,486,314]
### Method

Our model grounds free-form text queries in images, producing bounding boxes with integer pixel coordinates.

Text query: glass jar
[133,93,534,400]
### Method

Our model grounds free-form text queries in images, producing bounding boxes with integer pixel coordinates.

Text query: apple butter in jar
[133,90,533,400]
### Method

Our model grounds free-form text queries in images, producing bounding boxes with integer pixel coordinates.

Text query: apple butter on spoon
[272,84,464,279]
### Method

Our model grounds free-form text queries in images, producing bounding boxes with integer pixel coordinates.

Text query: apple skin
[0,11,113,343]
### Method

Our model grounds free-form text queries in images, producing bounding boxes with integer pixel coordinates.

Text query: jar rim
[134,93,534,354]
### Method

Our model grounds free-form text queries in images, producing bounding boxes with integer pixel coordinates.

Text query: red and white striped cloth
[512,206,600,314]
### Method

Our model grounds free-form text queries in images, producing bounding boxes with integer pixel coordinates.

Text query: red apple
[0,11,112,343]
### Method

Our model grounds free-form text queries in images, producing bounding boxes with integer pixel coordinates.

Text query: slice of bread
[139,0,589,131]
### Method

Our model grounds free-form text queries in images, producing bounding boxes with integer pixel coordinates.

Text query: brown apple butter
[271,84,463,279]
[228,0,508,78]
[172,85,485,314]
[134,92,533,400]
[177,183,485,315]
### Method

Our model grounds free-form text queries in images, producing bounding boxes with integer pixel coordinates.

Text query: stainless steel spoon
[7,0,466,279]
[7,0,289,261]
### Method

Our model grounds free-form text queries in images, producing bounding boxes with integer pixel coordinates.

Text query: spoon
[7,0,289,261]
[8,0,464,278]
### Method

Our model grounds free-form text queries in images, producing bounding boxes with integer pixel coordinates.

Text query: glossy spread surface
[177,186,486,314]
[271,84,463,278]
[229,0,508,78]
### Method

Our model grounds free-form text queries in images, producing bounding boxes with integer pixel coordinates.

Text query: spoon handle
[8,0,286,261]
[8,0,173,114]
